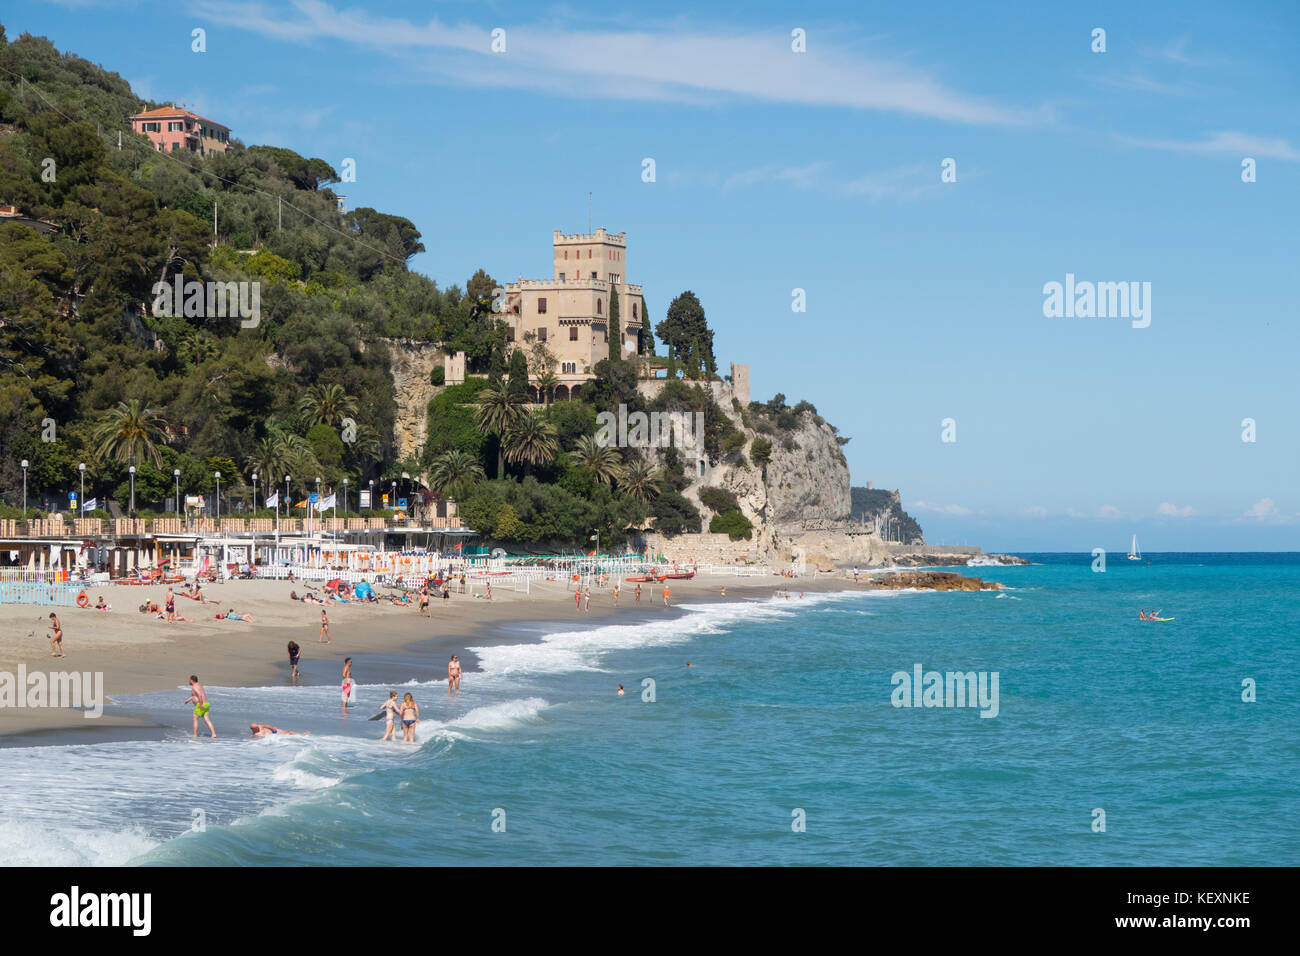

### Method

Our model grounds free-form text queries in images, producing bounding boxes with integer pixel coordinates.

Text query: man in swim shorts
[185,675,216,738]
[165,587,175,623]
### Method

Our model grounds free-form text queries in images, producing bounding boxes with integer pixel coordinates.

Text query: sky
[6,0,1299,550]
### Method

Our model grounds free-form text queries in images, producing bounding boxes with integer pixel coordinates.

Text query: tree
[466,269,498,302]
[503,410,558,475]
[570,434,624,486]
[656,291,716,379]
[639,295,654,355]
[534,369,559,404]
[475,377,525,476]
[607,283,621,363]
[428,449,485,500]
[90,399,167,469]
[618,458,661,503]
[507,347,530,405]
[297,383,358,428]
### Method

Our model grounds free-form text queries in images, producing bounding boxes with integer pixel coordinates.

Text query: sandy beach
[0,571,853,740]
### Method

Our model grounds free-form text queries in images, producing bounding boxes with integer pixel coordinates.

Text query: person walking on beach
[441,582,450,606]
[185,676,216,738]
[48,612,65,658]
[287,641,301,679]
[165,586,175,624]
[583,587,591,612]
[341,658,355,712]
[400,692,420,743]
[662,585,670,608]
[319,607,330,644]
[486,580,493,602]
[575,587,582,611]
[418,585,429,617]
[635,584,642,605]
[613,583,620,606]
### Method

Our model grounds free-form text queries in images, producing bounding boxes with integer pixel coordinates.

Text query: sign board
[397,498,408,510]
[185,495,203,507]
[382,494,389,508]
[69,491,77,501]
[309,492,319,504]
[359,490,371,509]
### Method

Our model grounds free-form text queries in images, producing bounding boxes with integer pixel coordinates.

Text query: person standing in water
[184,675,216,738]
[400,693,420,743]
[662,585,671,608]
[341,658,354,712]
[380,691,400,741]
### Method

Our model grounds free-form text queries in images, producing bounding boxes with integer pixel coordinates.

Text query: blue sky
[9,0,1299,550]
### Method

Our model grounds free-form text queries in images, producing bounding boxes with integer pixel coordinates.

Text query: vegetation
[709,509,753,540]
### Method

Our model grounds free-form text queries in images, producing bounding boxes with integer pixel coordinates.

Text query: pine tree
[507,348,530,405]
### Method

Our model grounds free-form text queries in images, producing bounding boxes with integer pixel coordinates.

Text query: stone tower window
[596,299,602,314]
[569,326,578,341]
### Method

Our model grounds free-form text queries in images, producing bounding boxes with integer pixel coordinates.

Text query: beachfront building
[490,229,646,401]
[129,105,231,155]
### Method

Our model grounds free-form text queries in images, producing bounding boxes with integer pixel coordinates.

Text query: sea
[2,553,1296,866]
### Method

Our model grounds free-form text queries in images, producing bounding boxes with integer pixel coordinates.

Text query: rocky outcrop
[867,570,1001,591]
[382,339,443,463]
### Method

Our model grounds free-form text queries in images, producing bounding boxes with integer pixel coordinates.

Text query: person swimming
[249,723,308,738]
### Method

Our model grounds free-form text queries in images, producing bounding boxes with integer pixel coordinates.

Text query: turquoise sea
[2,553,1297,866]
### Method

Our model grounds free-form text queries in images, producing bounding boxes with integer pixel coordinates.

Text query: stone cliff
[382,339,443,464]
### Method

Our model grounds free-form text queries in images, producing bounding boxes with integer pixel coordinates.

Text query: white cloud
[1157,502,1195,518]
[192,1,1036,124]
[715,162,939,202]
[1123,130,1300,161]
[1245,498,1279,519]
[1096,505,1123,519]
[1022,505,1048,518]
[912,501,971,516]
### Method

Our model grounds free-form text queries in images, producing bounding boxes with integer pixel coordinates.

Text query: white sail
[1128,534,1140,560]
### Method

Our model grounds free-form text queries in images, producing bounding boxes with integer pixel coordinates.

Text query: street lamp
[368,479,374,513]
[128,465,136,517]
[314,476,321,537]
[251,473,258,517]
[343,478,348,517]
[173,469,181,518]
[214,471,221,522]
[78,463,85,518]
[21,459,28,516]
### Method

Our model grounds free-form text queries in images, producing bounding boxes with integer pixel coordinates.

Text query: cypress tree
[507,347,530,404]
[607,284,621,364]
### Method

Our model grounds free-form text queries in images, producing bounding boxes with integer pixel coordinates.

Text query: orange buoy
[76,590,89,607]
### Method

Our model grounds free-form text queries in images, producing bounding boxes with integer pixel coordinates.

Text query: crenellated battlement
[553,228,626,245]
[508,278,642,294]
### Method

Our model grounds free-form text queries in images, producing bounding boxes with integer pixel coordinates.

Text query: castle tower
[552,228,627,284]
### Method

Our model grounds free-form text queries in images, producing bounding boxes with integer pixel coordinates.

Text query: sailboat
[1127,534,1141,561]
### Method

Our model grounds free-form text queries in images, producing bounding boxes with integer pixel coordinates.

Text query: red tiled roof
[130,106,229,130]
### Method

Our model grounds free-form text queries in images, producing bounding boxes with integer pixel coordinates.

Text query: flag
[589,534,597,541]
[296,499,308,508]
[453,542,462,550]
[265,491,279,508]
[316,494,336,512]
[82,497,97,512]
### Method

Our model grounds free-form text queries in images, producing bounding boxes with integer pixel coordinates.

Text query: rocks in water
[867,570,1001,591]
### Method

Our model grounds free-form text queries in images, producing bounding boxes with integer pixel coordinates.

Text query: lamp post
[252,473,258,518]
[314,476,321,538]
[173,469,180,519]
[343,478,349,517]
[214,472,221,523]
[21,459,28,516]
[368,479,374,513]
[78,463,85,518]
[128,465,136,517]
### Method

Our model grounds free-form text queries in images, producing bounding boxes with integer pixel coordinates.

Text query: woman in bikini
[380,691,400,741]
[400,692,420,743]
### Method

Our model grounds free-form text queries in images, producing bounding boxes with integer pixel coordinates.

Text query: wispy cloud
[1022,505,1048,519]
[1096,505,1123,520]
[712,161,940,202]
[1095,72,1195,97]
[191,0,1037,125]
[1242,497,1294,523]
[1157,502,1195,518]
[912,501,971,516]
[1122,130,1300,161]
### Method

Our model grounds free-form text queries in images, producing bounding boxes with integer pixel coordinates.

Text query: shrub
[709,510,753,540]
[431,365,445,386]
[750,437,772,468]
[698,486,740,515]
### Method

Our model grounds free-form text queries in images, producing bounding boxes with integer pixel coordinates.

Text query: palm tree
[570,434,624,485]
[428,449,485,500]
[177,329,217,366]
[534,369,559,405]
[343,421,383,473]
[618,457,662,503]
[503,410,558,475]
[90,399,167,469]
[246,436,288,491]
[475,377,525,476]
[297,383,359,428]
[269,427,321,495]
